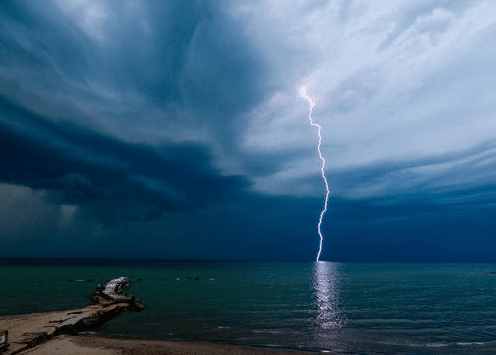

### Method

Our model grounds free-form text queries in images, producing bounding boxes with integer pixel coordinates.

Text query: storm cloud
[1,0,496,260]
[0,96,249,222]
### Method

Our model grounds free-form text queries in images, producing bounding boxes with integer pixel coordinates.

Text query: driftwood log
[0,276,143,354]
[0,330,7,352]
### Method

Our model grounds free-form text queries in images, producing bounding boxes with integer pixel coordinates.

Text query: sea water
[1,261,496,354]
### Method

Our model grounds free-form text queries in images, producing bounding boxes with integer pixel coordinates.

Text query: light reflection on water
[3,262,496,354]
[312,261,344,330]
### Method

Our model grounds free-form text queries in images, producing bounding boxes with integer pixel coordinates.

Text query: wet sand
[0,312,317,354]
[24,335,316,355]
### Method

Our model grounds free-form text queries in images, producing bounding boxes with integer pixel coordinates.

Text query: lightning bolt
[299,86,330,262]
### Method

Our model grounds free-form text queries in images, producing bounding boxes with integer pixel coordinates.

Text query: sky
[1,0,496,261]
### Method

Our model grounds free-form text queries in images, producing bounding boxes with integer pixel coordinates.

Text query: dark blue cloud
[325,190,496,262]
[0,0,267,144]
[0,0,266,222]
[0,96,248,223]
[0,0,495,261]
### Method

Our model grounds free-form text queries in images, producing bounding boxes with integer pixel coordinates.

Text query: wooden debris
[0,277,143,354]
[0,330,8,352]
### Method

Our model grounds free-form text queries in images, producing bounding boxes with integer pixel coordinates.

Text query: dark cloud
[0,97,248,223]
[0,0,268,147]
[325,189,496,262]
[0,0,495,261]
[0,0,266,255]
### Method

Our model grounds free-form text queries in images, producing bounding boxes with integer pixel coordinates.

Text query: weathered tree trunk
[0,277,144,354]
[0,330,7,352]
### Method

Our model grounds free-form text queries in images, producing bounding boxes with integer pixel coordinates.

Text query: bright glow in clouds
[299,86,330,262]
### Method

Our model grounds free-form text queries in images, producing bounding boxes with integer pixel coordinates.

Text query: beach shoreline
[0,311,317,355]
[23,335,316,354]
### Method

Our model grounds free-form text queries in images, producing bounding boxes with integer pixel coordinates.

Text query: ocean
[1,261,496,354]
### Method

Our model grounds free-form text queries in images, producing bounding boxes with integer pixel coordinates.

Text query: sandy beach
[0,311,316,355]
[23,335,316,355]
[0,275,317,354]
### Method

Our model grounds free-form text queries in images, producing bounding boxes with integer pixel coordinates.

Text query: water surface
[2,261,496,354]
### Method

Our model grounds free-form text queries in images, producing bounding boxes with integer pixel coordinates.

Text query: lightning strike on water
[299,86,330,262]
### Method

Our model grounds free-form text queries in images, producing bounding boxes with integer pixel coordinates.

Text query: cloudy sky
[1,0,496,261]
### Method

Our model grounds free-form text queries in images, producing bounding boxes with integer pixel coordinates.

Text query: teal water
[1,262,496,354]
